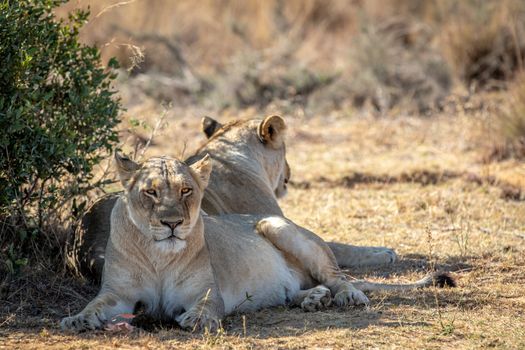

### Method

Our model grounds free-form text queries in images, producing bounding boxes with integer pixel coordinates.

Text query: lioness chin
[61,153,370,332]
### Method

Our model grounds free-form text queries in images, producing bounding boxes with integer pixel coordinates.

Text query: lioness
[61,154,452,332]
[69,116,396,282]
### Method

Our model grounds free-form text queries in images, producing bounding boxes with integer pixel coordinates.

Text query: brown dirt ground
[2,106,525,349]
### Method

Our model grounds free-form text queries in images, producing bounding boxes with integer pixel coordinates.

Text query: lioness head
[201,115,291,198]
[115,153,212,251]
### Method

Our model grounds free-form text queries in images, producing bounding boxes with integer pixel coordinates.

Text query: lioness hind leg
[327,242,397,268]
[256,217,369,307]
[292,285,332,312]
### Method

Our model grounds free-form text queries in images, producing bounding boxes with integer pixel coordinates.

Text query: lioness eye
[145,189,157,197]
[181,188,192,196]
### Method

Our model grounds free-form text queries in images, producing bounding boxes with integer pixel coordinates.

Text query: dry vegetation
[2,0,525,349]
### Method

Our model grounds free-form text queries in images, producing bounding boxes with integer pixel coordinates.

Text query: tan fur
[67,116,396,282]
[61,155,369,332]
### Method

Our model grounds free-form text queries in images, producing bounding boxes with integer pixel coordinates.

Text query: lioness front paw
[301,286,332,312]
[176,310,220,332]
[334,288,369,306]
[60,312,104,332]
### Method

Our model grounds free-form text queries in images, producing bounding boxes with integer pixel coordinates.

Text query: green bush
[0,0,121,266]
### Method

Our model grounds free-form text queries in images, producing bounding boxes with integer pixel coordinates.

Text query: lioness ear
[257,115,286,148]
[201,116,223,139]
[190,154,213,189]
[115,152,141,188]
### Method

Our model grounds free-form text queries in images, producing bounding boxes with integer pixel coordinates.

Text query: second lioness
[69,116,396,280]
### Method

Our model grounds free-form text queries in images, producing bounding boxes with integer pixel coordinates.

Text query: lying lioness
[69,116,396,282]
[61,153,453,332]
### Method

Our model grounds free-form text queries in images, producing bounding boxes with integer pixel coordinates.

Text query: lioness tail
[350,272,456,292]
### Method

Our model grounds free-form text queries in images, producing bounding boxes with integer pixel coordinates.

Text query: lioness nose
[161,219,183,232]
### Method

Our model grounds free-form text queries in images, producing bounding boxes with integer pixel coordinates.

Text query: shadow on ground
[0,254,474,339]
[346,253,474,279]
[4,249,523,347]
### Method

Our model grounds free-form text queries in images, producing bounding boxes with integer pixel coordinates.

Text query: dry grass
[58,0,358,70]
[319,16,450,114]
[484,72,525,161]
[55,0,525,114]
[2,105,525,349]
[48,2,436,113]
[439,0,525,89]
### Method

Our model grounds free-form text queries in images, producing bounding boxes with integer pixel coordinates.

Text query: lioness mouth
[155,234,184,242]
